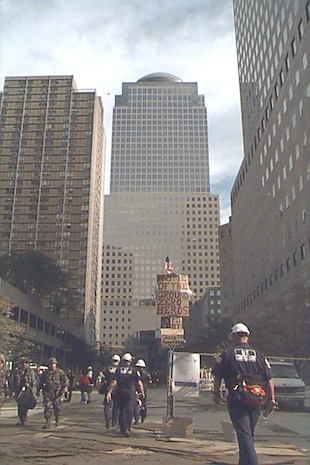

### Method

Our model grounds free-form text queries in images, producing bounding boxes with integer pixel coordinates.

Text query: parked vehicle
[271,361,306,409]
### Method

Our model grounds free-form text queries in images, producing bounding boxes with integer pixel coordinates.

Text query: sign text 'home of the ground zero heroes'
[156,274,190,317]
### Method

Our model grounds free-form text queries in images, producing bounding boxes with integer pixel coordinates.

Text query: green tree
[0,250,68,299]
[186,316,232,353]
[0,250,79,316]
[0,295,34,359]
[251,282,310,358]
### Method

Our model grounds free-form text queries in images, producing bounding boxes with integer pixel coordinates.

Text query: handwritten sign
[161,328,185,347]
[156,274,190,317]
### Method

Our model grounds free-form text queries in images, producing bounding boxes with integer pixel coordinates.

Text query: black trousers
[103,393,119,427]
[228,402,260,465]
[115,389,134,433]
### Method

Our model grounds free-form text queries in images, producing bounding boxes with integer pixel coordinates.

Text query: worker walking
[106,353,144,437]
[101,354,121,428]
[212,323,275,465]
[133,359,151,424]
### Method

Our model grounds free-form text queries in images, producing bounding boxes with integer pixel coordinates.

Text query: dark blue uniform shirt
[212,343,273,400]
[115,366,142,393]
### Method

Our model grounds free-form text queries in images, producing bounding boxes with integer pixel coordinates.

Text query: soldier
[13,356,37,426]
[0,354,6,413]
[42,357,68,428]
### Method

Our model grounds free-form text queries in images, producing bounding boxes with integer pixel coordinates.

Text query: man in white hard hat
[101,354,121,428]
[133,359,152,424]
[212,323,275,465]
[106,353,144,437]
[86,365,94,403]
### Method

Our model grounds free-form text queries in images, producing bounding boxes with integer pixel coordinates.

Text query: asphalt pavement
[0,389,308,465]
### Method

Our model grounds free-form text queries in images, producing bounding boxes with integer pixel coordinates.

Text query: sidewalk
[0,392,308,465]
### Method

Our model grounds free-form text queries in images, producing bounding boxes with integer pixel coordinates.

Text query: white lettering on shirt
[234,348,257,362]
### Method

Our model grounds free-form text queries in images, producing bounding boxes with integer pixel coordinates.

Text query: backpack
[233,372,268,407]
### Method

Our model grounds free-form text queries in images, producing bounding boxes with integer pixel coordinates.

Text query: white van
[271,361,306,409]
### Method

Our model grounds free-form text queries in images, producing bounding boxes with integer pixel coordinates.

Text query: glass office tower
[222,1,310,322]
[102,73,220,348]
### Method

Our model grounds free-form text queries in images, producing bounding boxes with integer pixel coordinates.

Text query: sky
[0,0,244,224]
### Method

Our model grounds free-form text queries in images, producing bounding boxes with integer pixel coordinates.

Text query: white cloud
[0,0,244,223]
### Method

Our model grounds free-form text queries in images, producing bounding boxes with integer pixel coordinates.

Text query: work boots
[55,417,60,427]
[16,415,27,426]
[43,419,51,429]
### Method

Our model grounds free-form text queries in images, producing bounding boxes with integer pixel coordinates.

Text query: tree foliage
[186,316,232,353]
[0,250,68,299]
[250,282,310,358]
[0,295,34,359]
[0,250,79,316]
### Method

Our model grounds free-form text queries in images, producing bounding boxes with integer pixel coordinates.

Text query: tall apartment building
[220,2,310,322]
[102,72,220,348]
[0,75,105,344]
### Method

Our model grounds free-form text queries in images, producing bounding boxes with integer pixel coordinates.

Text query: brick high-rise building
[0,75,105,343]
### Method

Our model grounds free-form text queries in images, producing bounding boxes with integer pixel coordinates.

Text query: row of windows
[102,301,132,306]
[102,326,128,332]
[12,305,69,341]
[128,87,192,96]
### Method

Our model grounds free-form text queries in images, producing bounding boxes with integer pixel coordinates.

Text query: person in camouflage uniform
[42,357,68,428]
[13,356,37,426]
[0,354,6,412]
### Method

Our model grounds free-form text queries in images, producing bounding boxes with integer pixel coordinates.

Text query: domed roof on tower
[137,72,183,83]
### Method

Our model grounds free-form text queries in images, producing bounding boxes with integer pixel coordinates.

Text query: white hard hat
[135,359,146,368]
[112,354,121,362]
[230,323,250,337]
[122,352,133,362]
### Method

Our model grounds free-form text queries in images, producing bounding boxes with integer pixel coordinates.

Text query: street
[0,388,309,465]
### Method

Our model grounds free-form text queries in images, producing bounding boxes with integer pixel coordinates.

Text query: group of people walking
[98,352,151,437]
[0,351,152,437]
[1,355,69,428]
[1,321,277,463]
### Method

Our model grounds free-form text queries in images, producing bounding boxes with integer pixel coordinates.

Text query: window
[291,37,297,56]
[288,155,293,170]
[298,19,304,39]
[303,53,308,70]
[275,82,279,98]
[306,1,310,22]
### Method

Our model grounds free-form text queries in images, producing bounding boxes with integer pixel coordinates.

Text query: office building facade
[0,75,105,343]
[102,73,220,348]
[223,1,310,322]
